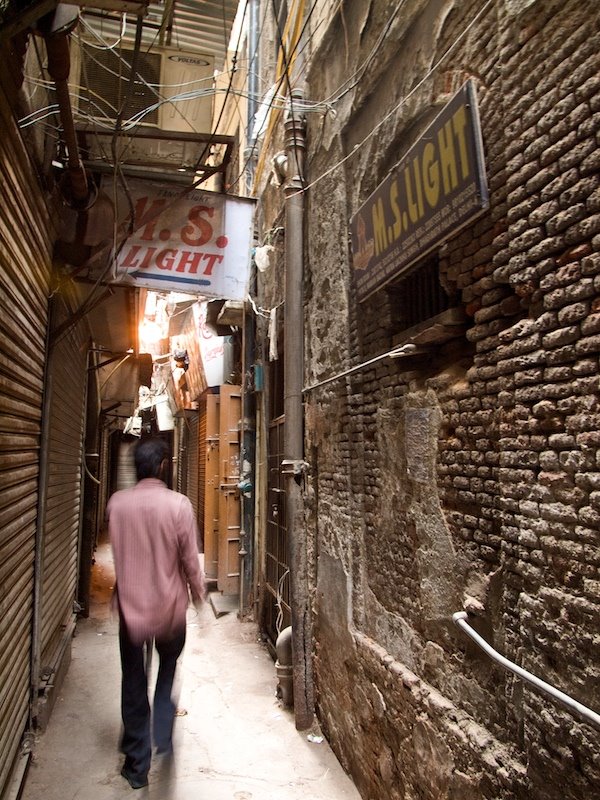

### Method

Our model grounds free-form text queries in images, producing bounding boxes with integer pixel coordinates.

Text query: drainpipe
[239,300,257,617]
[243,0,260,193]
[282,90,314,731]
[240,0,259,613]
[40,5,90,207]
[244,0,260,194]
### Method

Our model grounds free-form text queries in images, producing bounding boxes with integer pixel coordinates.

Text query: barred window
[387,256,455,335]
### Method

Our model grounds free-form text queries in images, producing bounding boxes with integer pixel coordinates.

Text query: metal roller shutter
[186,413,200,522]
[176,417,187,495]
[198,400,207,552]
[0,75,54,796]
[39,305,88,676]
[116,439,137,491]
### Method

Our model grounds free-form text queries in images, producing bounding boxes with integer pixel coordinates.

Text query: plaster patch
[316,551,354,661]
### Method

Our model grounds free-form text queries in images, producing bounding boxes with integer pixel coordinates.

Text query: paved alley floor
[20,540,361,800]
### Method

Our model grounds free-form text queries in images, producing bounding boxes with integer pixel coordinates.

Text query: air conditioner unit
[70,40,214,137]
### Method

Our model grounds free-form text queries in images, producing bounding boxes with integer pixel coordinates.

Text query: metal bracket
[281,459,309,477]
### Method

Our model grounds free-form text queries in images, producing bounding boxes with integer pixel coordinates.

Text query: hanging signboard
[195,301,228,387]
[108,178,255,301]
[350,80,488,302]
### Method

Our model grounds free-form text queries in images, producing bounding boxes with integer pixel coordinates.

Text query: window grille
[387,257,453,334]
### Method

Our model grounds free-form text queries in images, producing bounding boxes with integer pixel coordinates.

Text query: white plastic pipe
[452,611,600,728]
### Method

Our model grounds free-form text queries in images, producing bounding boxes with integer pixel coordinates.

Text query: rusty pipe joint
[275,626,294,707]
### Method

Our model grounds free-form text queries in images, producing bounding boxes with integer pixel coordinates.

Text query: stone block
[541,130,579,166]
[580,147,600,176]
[540,167,579,202]
[576,334,600,356]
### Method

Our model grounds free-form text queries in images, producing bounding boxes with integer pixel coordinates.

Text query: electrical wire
[228,2,299,194]
[77,29,219,91]
[23,8,327,138]
[303,343,417,393]
[18,104,60,127]
[275,0,322,180]
[276,568,290,635]
[77,23,255,170]
[79,13,127,50]
[270,0,308,190]
[51,19,146,346]
[76,17,202,139]
[296,0,495,197]
[111,16,144,258]
[251,0,305,190]
[191,0,250,173]
[247,0,335,193]
[319,0,408,106]
[20,80,129,133]
[216,0,253,157]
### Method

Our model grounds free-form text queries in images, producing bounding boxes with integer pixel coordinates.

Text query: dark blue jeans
[119,622,186,779]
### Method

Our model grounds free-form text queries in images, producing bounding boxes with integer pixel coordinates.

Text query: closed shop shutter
[198,401,207,551]
[38,306,88,673]
[176,417,187,495]
[186,413,200,523]
[0,78,54,795]
[116,439,137,491]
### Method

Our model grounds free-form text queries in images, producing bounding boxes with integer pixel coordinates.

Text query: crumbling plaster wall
[303,0,600,798]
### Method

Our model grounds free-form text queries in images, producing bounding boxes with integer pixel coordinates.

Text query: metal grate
[387,257,451,333]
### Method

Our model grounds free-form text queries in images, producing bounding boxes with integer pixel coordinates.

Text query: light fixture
[138,319,163,347]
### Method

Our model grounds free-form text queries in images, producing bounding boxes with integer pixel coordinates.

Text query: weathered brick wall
[301,0,600,798]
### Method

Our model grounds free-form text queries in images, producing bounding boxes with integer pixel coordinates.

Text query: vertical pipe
[254,344,268,626]
[247,0,259,126]
[44,32,89,205]
[283,90,314,730]
[239,306,256,617]
[245,0,260,194]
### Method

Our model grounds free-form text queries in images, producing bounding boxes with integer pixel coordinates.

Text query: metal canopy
[80,0,239,67]
[74,125,235,183]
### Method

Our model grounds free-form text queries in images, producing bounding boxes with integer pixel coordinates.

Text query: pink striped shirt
[106,478,206,645]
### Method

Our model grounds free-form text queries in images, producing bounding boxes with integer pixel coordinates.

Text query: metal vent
[79,48,161,125]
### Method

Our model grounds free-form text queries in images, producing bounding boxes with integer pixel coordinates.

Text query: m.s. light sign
[110,178,255,301]
[350,80,489,302]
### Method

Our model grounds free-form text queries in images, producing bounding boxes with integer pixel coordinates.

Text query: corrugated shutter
[186,414,200,521]
[198,400,207,551]
[0,74,54,795]
[176,417,186,495]
[39,304,88,676]
[116,439,137,491]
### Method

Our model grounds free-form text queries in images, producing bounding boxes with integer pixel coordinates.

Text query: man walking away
[106,437,206,789]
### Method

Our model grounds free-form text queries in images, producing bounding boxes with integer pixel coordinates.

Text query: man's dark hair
[134,437,169,480]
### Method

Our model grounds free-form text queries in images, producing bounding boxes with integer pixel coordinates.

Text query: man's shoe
[121,765,149,789]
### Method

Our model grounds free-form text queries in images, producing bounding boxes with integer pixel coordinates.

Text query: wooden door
[203,393,220,582]
[217,385,241,595]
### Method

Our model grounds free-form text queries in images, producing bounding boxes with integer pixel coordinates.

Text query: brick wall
[299,0,600,797]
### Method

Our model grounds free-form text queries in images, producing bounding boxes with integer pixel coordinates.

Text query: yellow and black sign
[351,80,488,302]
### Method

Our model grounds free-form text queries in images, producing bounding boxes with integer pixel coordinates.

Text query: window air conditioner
[71,41,214,134]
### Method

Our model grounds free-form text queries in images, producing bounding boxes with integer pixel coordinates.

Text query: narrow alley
[2,2,600,799]
[18,537,360,800]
